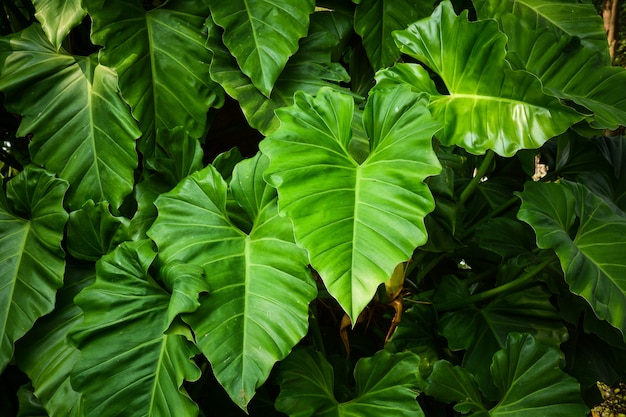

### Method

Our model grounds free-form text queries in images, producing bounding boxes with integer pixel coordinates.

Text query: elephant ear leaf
[276,348,425,417]
[69,240,201,417]
[148,153,316,411]
[0,166,68,372]
[389,0,583,156]
[517,181,626,341]
[261,86,441,323]
[32,0,85,50]
[207,0,315,97]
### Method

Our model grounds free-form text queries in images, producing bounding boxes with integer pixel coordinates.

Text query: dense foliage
[1,0,625,416]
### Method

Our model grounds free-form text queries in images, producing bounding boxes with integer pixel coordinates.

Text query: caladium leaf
[148,153,316,411]
[66,200,130,261]
[388,1,583,156]
[517,181,626,340]
[438,277,568,397]
[205,10,351,134]
[354,0,433,69]
[70,240,201,417]
[0,25,140,210]
[260,86,441,322]
[15,264,94,417]
[276,348,425,417]
[207,0,315,97]
[84,0,223,160]
[427,333,588,416]
[499,15,626,130]
[0,166,68,372]
[473,0,609,60]
[32,0,85,49]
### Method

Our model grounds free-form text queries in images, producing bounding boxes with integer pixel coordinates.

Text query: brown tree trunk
[603,0,620,62]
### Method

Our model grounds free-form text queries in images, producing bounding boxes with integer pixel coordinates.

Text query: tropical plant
[1,0,626,416]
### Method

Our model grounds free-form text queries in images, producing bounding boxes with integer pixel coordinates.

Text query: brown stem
[604,0,620,62]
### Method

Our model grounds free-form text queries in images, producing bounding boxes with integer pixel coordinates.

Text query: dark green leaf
[32,0,85,49]
[0,166,68,372]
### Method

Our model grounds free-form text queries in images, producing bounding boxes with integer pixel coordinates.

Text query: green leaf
[517,181,626,340]
[66,200,130,261]
[276,348,425,417]
[84,0,223,159]
[261,86,441,322]
[500,14,626,130]
[439,281,568,397]
[152,127,205,185]
[354,0,433,69]
[32,0,85,49]
[473,0,609,60]
[0,25,140,209]
[17,383,48,417]
[148,154,316,410]
[0,166,68,372]
[426,333,588,416]
[490,333,587,416]
[388,1,583,156]
[207,0,315,97]
[15,264,94,417]
[69,240,201,417]
[205,10,351,134]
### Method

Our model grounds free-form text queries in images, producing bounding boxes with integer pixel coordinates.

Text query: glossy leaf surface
[32,0,85,49]
[148,154,316,410]
[517,181,626,340]
[0,25,140,209]
[0,166,68,372]
[207,0,315,97]
[276,348,425,417]
[261,86,441,322]
[388,1,583,156]
[70,241,201,417]
[84,0,222,158]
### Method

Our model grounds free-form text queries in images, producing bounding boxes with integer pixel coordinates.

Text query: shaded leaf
[15,264,94,417]
[152,127,205,185]
[517,181,626,340]
[70,241,201,417]
[17,383,48,417]
[0,25,140,209]
[261,86,441,322]
[425,360,488,416]
[276,348,425,417]
[207,0,315,97]
[66,200,130,261]
[32,0,85,49]
[0,166,68,372]
[354,0,434,69]
[205,10,351,134]
[148,154,316,410]
[386,1,583,156]
[84,0,223,160]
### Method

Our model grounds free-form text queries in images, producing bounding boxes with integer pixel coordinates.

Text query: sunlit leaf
[32,0,85,49]
[261,86,441,322]
[70,241,201,417]
[276,348,425,417]
[0,166,68,372]
[148,154,316,410]
[207,0,315,97]
[0,25,140,209]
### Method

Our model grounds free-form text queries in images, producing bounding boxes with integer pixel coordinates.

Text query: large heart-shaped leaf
[499,15,626,130]
[148,153,316,411]
[517,181,626,340]
[354,0,434,70]
[207,0,314,97]
[260,86,441,322]
[276,348,425,417]
[473,0,609,60]
[426,333,588,416]
[437,277,568,397]
[0,166,68,372]
[84,0,223,159]
[32,0,85,49]
[205,10,351,134]
[0,25,140,209]
[15,264,94,417]
[387,1,583,156]
[70,240,201,417]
